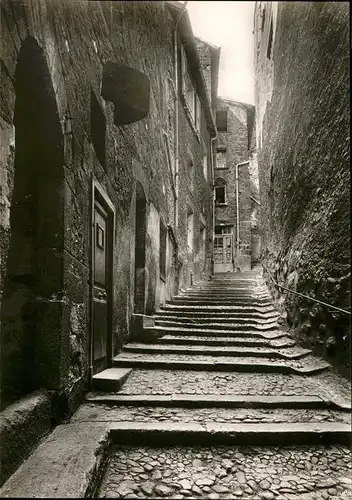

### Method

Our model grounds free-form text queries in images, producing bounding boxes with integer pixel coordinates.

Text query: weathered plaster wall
[254,2,351,377]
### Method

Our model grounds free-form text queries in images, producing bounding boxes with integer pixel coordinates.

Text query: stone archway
[1,36,65,405]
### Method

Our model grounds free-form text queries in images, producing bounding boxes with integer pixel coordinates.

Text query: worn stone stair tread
[146,325,288,339]
[160,304,278,312]
[154,320,279,331]
[168,299,274,306]
[91,368,132,391]
[155,310,280,319]
[158,334,295,348]
[155,315,279,324]
[84,393,351,411]
[122,343,311,360]
[108,421,352,445]
[113,353,330,375]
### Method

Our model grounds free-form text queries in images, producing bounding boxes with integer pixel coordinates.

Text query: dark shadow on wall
[0,36,65,409]
[134,181,146,314]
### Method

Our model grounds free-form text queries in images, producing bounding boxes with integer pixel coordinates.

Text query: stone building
[0,0,218,483]
[214,97,260,273]
[254,2,350,376]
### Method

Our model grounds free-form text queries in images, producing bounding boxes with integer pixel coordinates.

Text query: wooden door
[92,199,111,374]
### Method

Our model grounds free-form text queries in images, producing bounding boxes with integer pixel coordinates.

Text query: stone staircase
[1,269,351,499]
[87,268,351,445]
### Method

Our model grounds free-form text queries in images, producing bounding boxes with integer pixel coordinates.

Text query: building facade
[214,97,260,273]
[254,2,350,376]
[0,0,218,481]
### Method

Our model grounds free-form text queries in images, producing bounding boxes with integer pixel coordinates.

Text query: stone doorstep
[1,419,350,498]
[121,343,312,360]
[112,355,330,376]
[92,368,132,392]
[84,394,351,411]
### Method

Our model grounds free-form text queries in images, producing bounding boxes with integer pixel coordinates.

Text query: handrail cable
[262,263,351,316]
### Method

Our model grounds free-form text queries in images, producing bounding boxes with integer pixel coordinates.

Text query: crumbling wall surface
[256,2,351,377]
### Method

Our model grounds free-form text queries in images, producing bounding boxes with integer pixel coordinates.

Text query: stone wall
[0,0,214,416]
[254,2,351,378]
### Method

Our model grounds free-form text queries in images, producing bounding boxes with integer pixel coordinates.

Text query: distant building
[214,97,260,273]
[254,2,350,376]
[0,0,218,484]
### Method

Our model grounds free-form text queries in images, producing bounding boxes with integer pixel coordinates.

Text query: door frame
[214,233,234,273]
[89,177,116,380]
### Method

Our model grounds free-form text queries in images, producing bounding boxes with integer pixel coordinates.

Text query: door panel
[214,234,234,273]
[92,200,110,371]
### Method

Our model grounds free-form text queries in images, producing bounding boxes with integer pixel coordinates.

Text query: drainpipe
[210,134,218,276]
[172,1,189,229]
[235,161,249,271]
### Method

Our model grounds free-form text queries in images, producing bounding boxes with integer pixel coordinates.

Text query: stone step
[122,343,312,360]
[154,320,279,331]
[108,421,351,446]
[182,292,268,296]
[178,291,271,297]
[168,298,274,306]
[113,352,330,375]
[144,325,288,339]
[92,368,132,392]
[159,304,278,313]
[155,310,280,319]
[158,334,295,348]
[84,393,351,411]
[155,315,279,325]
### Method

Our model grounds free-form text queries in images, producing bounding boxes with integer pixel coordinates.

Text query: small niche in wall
[90,90,106,167]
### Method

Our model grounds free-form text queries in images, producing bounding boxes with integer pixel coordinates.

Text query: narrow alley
[0,0,350,498]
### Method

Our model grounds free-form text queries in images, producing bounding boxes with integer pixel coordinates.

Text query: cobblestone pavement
[116,370,350,404]
[74,403,351,425]
[98,444,352,499]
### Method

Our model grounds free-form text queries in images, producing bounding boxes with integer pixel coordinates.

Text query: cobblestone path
[92,268,351,499]
[99,444,352,499]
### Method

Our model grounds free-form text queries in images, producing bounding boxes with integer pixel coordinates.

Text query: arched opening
[134,182,147,314]
[1,36,64,407]
[215,177,227,204]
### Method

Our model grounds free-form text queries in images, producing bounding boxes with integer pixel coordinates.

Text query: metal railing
[262,263,351,316]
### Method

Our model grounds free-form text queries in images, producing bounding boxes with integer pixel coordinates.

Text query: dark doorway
[91,184,114,375]
[134,182,147,314]
[0,36,64,407]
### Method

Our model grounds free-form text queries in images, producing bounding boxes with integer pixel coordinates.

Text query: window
[216,109,228,132]
[215,178,227,204]
[188,159,194,191]
[181,45,201,134]
[200,224,206,269]
[159,218,167,280]
[215,225,232,234]
[216,148,227,169]
[261,8,266,31]
[91,90,106,167]
[267,18,273,59]
[187,210,194,252]
[203,155,207,180]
